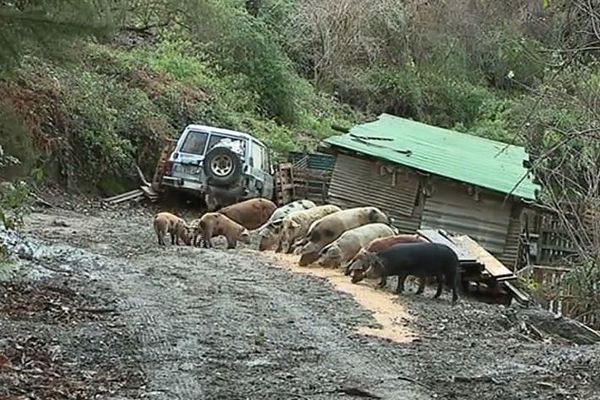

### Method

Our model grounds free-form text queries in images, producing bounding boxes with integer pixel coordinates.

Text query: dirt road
[1,203,600,400]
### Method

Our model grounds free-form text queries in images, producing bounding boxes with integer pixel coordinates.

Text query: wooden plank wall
[328,153,423,234]
[274,153,336,205]
[420,179,512,255]
[499,204,524,270]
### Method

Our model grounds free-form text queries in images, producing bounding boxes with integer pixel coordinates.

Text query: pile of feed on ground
[268,250,600,400]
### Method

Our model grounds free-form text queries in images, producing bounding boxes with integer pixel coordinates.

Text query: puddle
[263,251,417,343]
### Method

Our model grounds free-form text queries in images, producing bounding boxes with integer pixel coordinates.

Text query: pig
[317,223,396,269]
[268,200,316,224]
[218,198,277,230]
[278,204,342,254]
[153,212,192,246]
[188,218,203,246]
[255,200,316,251]
[350,242,460,304]
[196,212,251,249]
[204,185,247,211]
[343,234,426,276]
[298,207,389,266]
[257,222,283,251]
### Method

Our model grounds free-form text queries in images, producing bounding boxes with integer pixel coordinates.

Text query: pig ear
[319,244,331,256]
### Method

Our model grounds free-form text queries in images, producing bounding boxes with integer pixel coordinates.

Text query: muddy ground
[1,198,600,400]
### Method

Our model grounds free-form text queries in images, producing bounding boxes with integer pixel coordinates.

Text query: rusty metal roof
[323,114,539,200]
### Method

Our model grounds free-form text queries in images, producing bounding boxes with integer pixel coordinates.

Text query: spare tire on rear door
[203,146,242,187]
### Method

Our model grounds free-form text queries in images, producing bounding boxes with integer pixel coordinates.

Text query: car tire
[203,146,242,187]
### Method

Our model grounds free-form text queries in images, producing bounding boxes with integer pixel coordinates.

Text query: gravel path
[1,204,599,400]
[2,208,432,400]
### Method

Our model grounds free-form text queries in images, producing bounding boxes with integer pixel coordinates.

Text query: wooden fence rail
[274,153,335,206]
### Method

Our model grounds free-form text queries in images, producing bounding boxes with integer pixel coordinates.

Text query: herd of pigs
[153,198,459,304]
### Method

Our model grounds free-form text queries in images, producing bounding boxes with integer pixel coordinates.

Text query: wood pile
[417,228,526,305]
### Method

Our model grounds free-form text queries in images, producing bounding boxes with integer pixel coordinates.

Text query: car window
[180,131,208,155]
[261,145,270,171]
[257,145,267,171]
[208,134,246,155]
[251,140,263,169]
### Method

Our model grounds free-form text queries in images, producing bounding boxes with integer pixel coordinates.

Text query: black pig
[350,242,460,304]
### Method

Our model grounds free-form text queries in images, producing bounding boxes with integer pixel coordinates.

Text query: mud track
[2,204,600,400]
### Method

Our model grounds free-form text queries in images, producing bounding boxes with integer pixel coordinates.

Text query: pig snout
[239,230,251,244]
[350,270,365,284]
[258,239,269,251]
[299,251,319,267]
[258,233,273,251]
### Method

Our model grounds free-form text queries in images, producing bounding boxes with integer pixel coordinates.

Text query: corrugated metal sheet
[290,152,336,171]
[324,113,539,200]
[328,154,422,233]
[421,180,512,255]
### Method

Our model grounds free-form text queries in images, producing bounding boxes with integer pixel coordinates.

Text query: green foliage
[0,1,118,74]
[0,30,354,194]
[0,0,597,204]
[0,181,30,230]
[182,1,307,123]
[357,63,497,130]
[517,275,539,294]
[0,105,36,174]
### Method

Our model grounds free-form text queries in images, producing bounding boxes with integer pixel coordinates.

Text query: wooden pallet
[152,139,177,191]
[292,168,332,205]
[417,229,476,263]
[453,235,516,282]
[102,189,145,205]
[275,163,295,205]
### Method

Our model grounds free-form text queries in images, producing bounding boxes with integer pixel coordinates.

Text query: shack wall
[328,153,423,233]
[499,204,523,269]
[327,152,524,265]
[421,179,512,255]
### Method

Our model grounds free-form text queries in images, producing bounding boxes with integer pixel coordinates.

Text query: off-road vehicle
[158,125,274,210]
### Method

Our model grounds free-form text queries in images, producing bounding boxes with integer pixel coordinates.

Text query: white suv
[161,125,274,209]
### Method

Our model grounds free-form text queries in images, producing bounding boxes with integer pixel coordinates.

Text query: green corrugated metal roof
[324,113,539,200]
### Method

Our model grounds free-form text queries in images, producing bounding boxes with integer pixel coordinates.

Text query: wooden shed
[323,114,540,269]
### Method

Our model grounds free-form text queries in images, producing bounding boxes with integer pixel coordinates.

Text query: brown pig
[344,234,426,275]
[153,212,192,246]
[299,207,389,266]
[218,198,277,230]
[197,212,251,249]
[317,223,396,269]
[278,205,342,254]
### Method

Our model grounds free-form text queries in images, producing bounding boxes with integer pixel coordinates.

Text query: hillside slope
[0,0,597,197]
